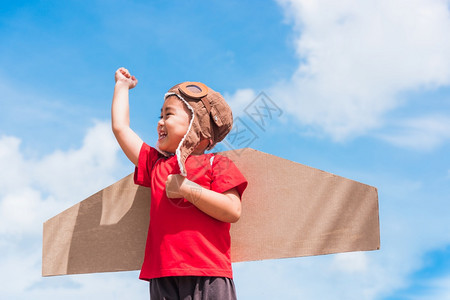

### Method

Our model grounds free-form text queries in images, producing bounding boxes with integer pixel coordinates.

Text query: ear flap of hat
[163,92,197,176]
[175,120,203,177]
[207,93,233,146]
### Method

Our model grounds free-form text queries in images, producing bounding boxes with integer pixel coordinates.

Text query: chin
[160,145,176,154]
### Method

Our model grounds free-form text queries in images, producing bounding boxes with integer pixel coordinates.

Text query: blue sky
[1,0,450,299]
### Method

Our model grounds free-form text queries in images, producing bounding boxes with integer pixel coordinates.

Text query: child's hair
[155,82,233,176]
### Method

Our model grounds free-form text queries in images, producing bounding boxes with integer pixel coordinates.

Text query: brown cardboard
[42,148,379,276]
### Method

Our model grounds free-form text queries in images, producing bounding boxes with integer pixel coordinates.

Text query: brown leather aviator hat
[156,82,233,176]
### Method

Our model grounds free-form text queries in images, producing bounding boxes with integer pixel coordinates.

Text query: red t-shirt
[134,143,247,281]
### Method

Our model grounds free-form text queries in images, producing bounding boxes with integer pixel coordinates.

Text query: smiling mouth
[159,132,167,140]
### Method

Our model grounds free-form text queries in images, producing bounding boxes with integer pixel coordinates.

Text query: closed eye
[159,113,174,120]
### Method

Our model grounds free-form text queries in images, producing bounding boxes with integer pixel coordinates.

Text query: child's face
[157,96,191,153]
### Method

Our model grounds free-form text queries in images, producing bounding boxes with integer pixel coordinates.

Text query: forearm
[111,81,143,166]
[111,82,131,132]
[180,180,241,223]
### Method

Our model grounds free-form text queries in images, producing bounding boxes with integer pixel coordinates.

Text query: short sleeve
[134,143,161,187]
[210,155,248,197]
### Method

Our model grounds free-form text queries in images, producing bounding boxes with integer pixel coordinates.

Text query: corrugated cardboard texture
[42,148,379,276]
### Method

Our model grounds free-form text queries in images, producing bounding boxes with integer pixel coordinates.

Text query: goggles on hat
[178,82,209,99]
[178,82,212,114]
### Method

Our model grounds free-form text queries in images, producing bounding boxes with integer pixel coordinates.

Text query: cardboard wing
[42,148,380,276]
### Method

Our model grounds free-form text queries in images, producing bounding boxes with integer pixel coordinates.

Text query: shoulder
[211,153,232,162]
[142,143,168,158]
[210,153,247,195]
[211,154,243,175]
[211,153,234,167]
[213,153,233,163]
[138,143,167,169]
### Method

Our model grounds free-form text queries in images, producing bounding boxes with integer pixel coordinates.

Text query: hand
[115,67,138,89]
[165,174,187,199]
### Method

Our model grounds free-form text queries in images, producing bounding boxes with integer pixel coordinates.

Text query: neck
[192,139,210,155]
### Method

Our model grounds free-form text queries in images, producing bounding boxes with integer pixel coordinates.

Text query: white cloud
[412,276,450,300]
[0,121,137,298]
[24,272,148,300]
[0,136,29,194]
[33,121,123,202]
[331,251,368,273]
[0,121,125,236]
[224,88,258,117]
[0,188,54,236]
[271,0,450,141]
[235,250,400,300]
[378,115,450,150]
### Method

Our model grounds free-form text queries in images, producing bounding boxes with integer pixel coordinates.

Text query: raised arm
[111,67,143,166]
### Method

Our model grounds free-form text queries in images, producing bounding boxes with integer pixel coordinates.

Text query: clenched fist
[115,67,138,89]
[165,174,187,199]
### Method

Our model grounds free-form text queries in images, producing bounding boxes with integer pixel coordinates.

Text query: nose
[157,118,165,132]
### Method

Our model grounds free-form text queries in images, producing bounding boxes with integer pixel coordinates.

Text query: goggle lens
[179,82,209,99]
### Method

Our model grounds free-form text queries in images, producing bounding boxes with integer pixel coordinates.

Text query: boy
[112,67,247,299]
